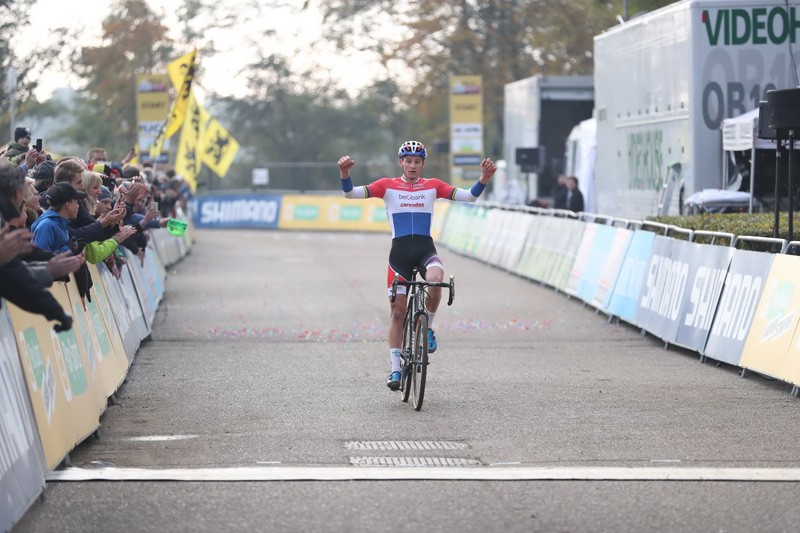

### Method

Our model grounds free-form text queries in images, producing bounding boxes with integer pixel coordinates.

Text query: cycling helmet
[398,140,427,159]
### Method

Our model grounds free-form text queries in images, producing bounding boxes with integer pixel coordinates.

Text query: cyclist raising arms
[338,141,496,390]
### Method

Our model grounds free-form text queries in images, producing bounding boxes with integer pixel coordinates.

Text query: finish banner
[703,249,773,366]
[0,306,46,533]
[279,195,389,232]
[739,254,800,381]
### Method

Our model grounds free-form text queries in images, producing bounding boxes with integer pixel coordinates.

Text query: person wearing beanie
[5,126,31,165]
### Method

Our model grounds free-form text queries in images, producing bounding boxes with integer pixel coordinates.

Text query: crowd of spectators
[0,125,192,333]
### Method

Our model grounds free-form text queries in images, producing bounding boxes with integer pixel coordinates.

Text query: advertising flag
[174,91,210,191]
[149,49,198,158]
[201,118,239,177]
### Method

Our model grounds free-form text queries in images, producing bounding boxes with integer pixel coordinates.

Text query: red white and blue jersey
[342,175,485,238]
[367,177,456,238]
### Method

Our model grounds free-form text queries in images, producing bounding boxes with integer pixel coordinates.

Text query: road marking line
[119,435,198,442]
[46,466,800,482]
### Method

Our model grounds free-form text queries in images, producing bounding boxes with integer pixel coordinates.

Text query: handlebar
[391,274,455,306]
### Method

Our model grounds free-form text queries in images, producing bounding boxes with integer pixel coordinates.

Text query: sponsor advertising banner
[62,276,128,401]
[96,262,149,363]
[634,236,685,340]
[279,195,389,232]
[8,283,101,469]
[135,73,170,156]
[450,75,483,189]
[498,211,533,272]
[548,217,585,291]
[86,263,129,373]
[195,194,282,229]
[0,306,46,533]
[606,230,656,323]
[739,255,800,381]
[430,201,451,242]
[673,243,734,353]
[587,227,633,309]
[565,223,599,296]
[475,208,506,264]
[515,215,548,281]
[575,224,621,305]
[703,249,773,366]
[463,205,488,257]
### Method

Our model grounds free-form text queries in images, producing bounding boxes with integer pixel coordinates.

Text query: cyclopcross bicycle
[390,268,455,411]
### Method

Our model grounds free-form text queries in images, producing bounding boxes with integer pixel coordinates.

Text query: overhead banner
[703,249,773,366]
[135,74,170,157]
[450,75,483,189]
[739,254,800,381]
[673,243,734,353]
[606,230,656,323]
[0,306,46,533]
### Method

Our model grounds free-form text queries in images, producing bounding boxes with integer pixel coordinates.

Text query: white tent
[565,117,596,212]
[721,108,779,213]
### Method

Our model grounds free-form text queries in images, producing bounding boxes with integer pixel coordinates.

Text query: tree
[63,0,173,158]
[0,0,72,142]
[316,0,674,160]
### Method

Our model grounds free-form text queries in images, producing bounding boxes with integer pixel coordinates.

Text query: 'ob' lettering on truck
[593,0,800,219]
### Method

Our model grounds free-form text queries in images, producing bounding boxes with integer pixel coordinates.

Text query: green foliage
[65,0,173,157]
[648,212,800,251]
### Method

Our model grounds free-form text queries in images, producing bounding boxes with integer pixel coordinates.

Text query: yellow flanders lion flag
[149,49,197,158]
[174,91,210,191]
[201,118,239,177]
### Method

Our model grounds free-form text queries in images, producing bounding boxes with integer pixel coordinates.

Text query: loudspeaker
[767,88,800,131]
[757,101,777,140]
[515,147,545,171]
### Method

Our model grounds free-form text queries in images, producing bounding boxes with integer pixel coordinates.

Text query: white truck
[593,0,800,219]
[502,75,594,204]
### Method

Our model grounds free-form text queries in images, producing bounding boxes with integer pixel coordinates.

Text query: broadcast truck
[593,0,800,219]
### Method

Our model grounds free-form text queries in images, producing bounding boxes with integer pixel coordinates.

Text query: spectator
[33,160,56,195]
[566,176,585,213]
[5,127,31,165]
[552,174,568,210]
[31,182,85,253]
[0,160,77,332]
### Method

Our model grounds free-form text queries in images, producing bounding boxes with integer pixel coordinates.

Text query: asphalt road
[14,229,800,532]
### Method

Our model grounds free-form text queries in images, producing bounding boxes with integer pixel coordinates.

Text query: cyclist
[337,141,496,390]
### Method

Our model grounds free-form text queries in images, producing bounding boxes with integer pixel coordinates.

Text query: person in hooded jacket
[0,160,79,332]
[5,127,31,164]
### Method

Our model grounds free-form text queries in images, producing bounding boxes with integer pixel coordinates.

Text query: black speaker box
[757,101,777,140]
[767,88,800,131]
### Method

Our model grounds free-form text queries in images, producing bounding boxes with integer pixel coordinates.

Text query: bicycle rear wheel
[400,306,413,403]
[410,313,428,411]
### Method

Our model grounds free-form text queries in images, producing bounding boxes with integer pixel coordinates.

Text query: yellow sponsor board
[136,74,170,122]
[279,195,389,232]
[430,201,452,242]
[9,283,102,468]
[739,255,800,382]
[450,75,483,123]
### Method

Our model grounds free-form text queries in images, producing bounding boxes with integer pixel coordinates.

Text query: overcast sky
[16,0,377,101]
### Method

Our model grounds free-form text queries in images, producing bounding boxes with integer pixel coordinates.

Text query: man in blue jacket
[31,182,86,253]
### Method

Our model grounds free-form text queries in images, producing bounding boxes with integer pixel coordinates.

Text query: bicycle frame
[389,268,454,410]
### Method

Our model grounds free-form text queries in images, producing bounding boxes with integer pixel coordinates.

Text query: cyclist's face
[400,156,425,180]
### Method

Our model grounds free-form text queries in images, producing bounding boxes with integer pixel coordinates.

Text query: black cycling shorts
[387,235,443,294]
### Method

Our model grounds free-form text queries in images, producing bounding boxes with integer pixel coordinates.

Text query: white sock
[390,348,402,373]
[427,312,435,329]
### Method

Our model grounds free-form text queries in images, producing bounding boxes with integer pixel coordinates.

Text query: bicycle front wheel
[400,305,413,403]
[410,312,428,411]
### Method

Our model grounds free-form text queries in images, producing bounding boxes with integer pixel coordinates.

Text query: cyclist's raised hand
[338,155,356,178]
[479,158,497,184]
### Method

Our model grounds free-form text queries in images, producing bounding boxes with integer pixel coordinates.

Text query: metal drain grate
[350,457,481,467]
[345,441,468,451]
